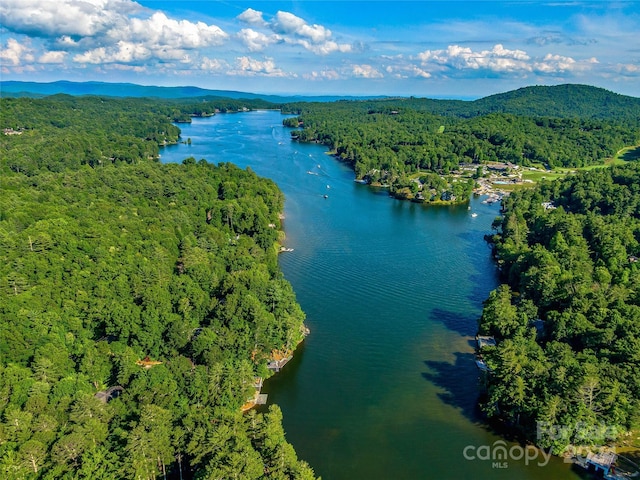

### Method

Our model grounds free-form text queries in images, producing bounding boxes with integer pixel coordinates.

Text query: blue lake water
[160,111,580,479]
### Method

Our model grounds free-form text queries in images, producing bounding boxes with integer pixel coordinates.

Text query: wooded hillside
[478,165,640,453]
[0,96,317,479]
[282,85,640,195]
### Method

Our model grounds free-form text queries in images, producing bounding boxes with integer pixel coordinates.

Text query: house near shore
[476,335,497,349]
[267,348,294,372]
[267,355,292,372]
[440,191,456,202]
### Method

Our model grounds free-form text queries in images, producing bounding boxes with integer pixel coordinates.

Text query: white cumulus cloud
[273,11,331,43]
[233,56,286,77]
[534,53,597,73]
[0,0,140,37]
[303,69,341,81]
[351,64,384,79]
[413,43,600,78]
[238,10,353,56]
[73,41,150,64]
[0,38,34,65]
[122,12,228,49]
[237,8,268,27]
[1,0,228,68]
[237,28,280,52]
[417,44,532,72]
[38,50,67,64]
[200,57,228,72]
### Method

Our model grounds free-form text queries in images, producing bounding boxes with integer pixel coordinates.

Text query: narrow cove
[160,110,580,479]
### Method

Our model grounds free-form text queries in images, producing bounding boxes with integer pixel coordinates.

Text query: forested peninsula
[0,96,317,479]
[282,85,640,204]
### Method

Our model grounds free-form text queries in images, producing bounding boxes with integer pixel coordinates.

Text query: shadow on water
[423,351,483,422]
[430,308,478,337]
[423,353,542,443]
[468,270,497,306]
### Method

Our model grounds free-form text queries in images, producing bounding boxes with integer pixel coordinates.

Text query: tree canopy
[0,96,317,479]
[478,164,640,453]
[281,85,640,202]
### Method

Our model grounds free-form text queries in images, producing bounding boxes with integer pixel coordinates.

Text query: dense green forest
[0,96,317,479]
[282,85,640,201]
[0,95,275,175]
[477,164,640,453]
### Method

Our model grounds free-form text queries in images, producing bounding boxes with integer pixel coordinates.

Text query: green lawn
[614,145,640,162]
[521,169,567,182]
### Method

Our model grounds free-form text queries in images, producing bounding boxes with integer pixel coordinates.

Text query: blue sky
[1,1,639,98]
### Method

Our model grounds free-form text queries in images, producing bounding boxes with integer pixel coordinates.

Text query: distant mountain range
[0,80,386,103]
[1,80,639,122]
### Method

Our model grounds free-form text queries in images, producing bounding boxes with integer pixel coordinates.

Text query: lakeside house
[476,335,497,349]
[475,335,497,372]
[267,353,293,372]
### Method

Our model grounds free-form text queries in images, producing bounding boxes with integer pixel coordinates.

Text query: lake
[160,111,581,479]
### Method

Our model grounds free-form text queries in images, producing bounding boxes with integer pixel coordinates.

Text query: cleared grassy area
[521,169,567,182]
[614,145,640,162]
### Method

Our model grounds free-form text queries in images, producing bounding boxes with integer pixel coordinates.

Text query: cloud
[0,38,34,65]
[237,9,353,56]
[413,43,599,78]
[237,8,267,27]
[534,53,598,73]
[616,63,640,76]
[383,62,432,80]
[303,69,341,81]
[0,0,141,37]
[273,11,331,43]
[271,11,352,55]
[237,28,280,52]
[417,44,531,73]
[527,33,597,47]
[122,12,227,49]
[301,40,352,56]
[200,57,228,72]
[232,56,287,77]
[73,41,150,64]
[38,50,67,64]
[351,64,384,79]
[1,0,228,67]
